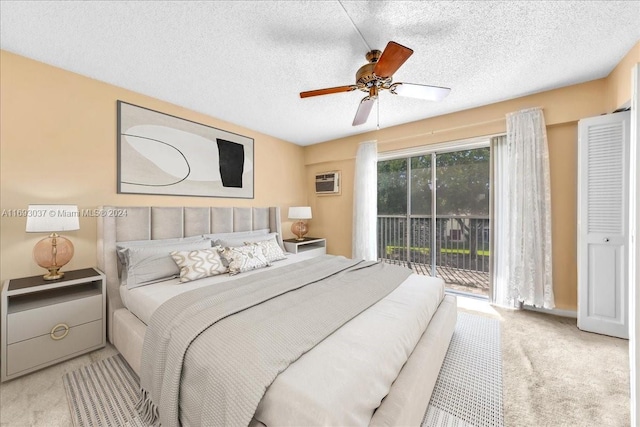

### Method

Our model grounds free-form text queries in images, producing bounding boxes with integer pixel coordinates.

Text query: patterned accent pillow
[171,247,228,282]
[220,245,270,276]
[247,237,286,263]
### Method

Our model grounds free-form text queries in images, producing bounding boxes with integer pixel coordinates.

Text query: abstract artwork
[117,101,254,198]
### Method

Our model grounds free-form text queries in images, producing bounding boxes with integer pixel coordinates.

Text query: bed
[97,206,456,426]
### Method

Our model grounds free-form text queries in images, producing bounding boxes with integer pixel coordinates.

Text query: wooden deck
[380,259,490,297]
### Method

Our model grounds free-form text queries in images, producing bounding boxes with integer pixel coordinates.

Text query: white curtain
[352,140,378,261]
[493,108,555,308]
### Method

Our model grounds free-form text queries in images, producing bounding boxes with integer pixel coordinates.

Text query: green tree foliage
[377,159,407,215]
[410,155,432,215]
[377,148,490,216]
[435,148,490,216]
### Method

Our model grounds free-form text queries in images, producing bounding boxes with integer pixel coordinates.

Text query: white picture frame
[117,101,254,199]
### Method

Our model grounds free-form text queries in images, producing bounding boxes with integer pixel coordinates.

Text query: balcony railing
[377,214,490,296]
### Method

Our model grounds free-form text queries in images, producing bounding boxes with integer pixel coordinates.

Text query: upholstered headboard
[97,206,283,341]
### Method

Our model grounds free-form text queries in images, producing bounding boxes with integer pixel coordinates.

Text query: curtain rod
[377,106,543,145]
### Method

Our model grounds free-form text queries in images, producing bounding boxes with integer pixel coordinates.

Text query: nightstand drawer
[7,294,102,344]
[6,319,103,376]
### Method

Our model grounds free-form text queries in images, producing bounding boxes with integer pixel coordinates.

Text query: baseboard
[452,294,578,319]
[445,289,488,301]
[523,305,577,318]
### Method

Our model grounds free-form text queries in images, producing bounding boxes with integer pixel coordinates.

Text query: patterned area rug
[63,312,503,427]
[423,312,504,427]
[63,353,140,427]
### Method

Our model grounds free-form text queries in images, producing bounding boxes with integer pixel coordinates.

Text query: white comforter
[120,254,445,425]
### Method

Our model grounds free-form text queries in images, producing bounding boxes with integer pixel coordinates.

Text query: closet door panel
[578,111,629,339]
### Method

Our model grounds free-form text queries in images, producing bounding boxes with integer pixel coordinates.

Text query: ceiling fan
[300,41,451,126]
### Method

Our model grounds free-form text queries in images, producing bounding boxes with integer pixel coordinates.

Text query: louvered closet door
[578,111,630,339]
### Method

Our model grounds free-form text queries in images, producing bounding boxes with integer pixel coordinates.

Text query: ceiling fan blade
[300,85,357,98]
[390,82,451,101]
[374,41,413,78]
[352,97,376,126]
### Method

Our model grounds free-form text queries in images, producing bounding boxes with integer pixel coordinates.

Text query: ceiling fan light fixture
[299,39,452,125]
[390,83,451,101]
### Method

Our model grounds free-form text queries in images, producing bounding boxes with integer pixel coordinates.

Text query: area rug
[63,312,503,427]
[63,353,140,427]
[423,312,504,427]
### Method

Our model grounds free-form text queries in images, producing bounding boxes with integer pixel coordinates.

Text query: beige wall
[303,55,640,312]
[546,123,579,309]
[0,51,307,283]
[306,160,355,257]
[605,41,640,112]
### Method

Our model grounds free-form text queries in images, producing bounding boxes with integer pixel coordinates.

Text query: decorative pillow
[120,239,213,289]
[247,237,286,263]
[203,228,270,242]
[171,247,228,282]
[220,245,270,275]
[116,236,209,265]
[216,232,278,248]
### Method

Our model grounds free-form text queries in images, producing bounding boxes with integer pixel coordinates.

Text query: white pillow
[247,237,286,263]
[171,247,228,282]
[120,239,213,289]
[216,232,278,248]
[203,228,270,242]
[116,236,209,265]
[220,245,270,275]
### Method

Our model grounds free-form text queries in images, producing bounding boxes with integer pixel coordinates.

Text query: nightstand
[283,237,327,258]
[1,268,106,382]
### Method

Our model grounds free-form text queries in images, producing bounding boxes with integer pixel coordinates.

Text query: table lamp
[25,204,80,280]
[288,206,312,241]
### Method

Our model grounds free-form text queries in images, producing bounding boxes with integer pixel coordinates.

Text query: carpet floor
[62,312,503,427]
[496,307,630,427]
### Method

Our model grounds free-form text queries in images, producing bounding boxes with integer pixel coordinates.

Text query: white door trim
[629,62,639,427]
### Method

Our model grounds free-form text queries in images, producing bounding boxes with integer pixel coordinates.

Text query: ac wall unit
[315,171,340,194]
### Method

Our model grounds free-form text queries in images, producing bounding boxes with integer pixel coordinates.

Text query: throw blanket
[138,255,412,427]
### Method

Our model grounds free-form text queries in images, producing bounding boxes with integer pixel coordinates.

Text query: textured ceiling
[1,1,639,146]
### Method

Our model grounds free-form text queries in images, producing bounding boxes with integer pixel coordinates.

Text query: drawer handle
[50,323,70,341]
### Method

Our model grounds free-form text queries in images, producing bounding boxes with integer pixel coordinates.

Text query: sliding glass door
[377,146,491,297]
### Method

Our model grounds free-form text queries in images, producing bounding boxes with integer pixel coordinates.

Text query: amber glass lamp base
[33,233,74,280]
[291,221,309,241]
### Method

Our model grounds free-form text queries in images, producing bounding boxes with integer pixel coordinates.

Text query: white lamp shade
[288,206,312,220]
[25,205,80,233]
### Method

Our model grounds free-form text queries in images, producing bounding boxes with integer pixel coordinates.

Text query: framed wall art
[117,101,254,198]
